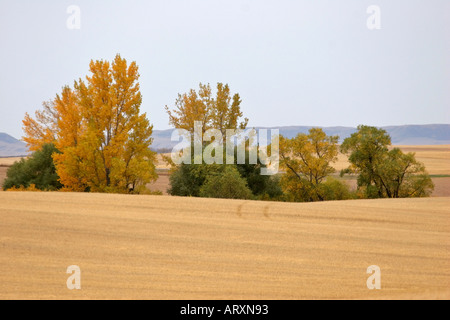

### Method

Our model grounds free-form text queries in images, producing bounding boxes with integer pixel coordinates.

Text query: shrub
[321,177,354,201]
[199,166,253,199]
[168,163,223,197]
[6,183,42,192]
[257,175,284,201]
[2,143,62,191]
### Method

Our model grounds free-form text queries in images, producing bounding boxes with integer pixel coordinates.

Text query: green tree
[199,166,253,199]
[377,148,434,197]
[165,84,278,200]
[340,125,391,198]
[2,143,63,191]
[320,177,354,201]
[259,174,284,200]
[340,125,434,198]
[233,146,273,197]
[167,145,280,199]
[168,162,222,197]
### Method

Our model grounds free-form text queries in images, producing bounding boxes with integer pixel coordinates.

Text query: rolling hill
[0,133,28,157]
[150,124,450,151]
[1,124,449,156]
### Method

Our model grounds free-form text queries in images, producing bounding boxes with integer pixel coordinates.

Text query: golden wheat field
[333,145,450,175]
[0,157,23,166]
[0,191,449,300]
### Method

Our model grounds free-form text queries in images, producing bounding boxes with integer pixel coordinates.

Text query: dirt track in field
[0,192,449,299]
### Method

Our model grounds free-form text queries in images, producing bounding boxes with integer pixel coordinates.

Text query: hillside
[1,124,449,156]
[150,124,450,151]
[0,192,449,299]
[0,133,28,157]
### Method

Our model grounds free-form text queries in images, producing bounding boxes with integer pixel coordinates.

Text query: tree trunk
[105,167,111,187]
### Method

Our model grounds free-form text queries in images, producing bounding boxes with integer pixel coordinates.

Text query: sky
[0,0,449,139]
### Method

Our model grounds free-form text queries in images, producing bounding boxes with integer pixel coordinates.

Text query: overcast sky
[0,0,449,139]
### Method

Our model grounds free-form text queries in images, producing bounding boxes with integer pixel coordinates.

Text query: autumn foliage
[22,55,157,193]
[165,82,248,139]
[279,128,345,201]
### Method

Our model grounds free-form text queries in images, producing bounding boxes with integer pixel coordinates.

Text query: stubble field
[0,192,449,299]
[0,145,449,299]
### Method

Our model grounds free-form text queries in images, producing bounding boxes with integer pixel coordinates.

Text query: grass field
[0,192,449,299]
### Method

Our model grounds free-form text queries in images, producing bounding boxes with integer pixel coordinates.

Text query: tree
[340,125,391,198]
[167,142,281,199]
[199,166,253,200]
[320,177,354,201]
[2,143,63,191]
[379,148,434,198]
[22,54,157,193]
[279,128,339,201]
[22,100,58,152]
[340,125,434,198]
[165,82,248,140]
[168,162,222,197]
[166,82,260,199]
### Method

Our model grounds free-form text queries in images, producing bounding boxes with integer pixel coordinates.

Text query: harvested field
[147,171,170,195]
[0,166,7,189]
[0,192,449,299]
[430,178,450,197]
[334,145,450,176]
[0,157,24,166]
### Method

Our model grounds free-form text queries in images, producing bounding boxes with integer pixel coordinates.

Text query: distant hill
[0,133,28,157]
[1,124,449,156]
[150,124,450,151]
[382,124,450,145]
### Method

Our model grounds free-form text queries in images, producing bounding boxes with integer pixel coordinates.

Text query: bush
[199,166,253,199]
[167,142,286,200]
[280,174,355,202]
[321,177,354,201]
[168,163,223,197]
[168,162,283,200]
[2,143,62,191]
[5,183,42,192]
[257,175,284,200]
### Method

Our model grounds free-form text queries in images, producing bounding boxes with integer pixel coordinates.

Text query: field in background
[334,145,450,175]
[0,157,23,166]
[1,146,449,195]
[0,192,449,299]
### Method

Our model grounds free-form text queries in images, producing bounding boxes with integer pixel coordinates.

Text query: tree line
[3,55,434,200]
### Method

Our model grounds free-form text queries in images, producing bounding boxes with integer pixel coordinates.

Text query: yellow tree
[210,83,248,140]
[165,83,212,136]
[50,86,86,191]
[22,100,58,152]
[165,82,248,139]
[22,54,157,193]
[279,128,339,201]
